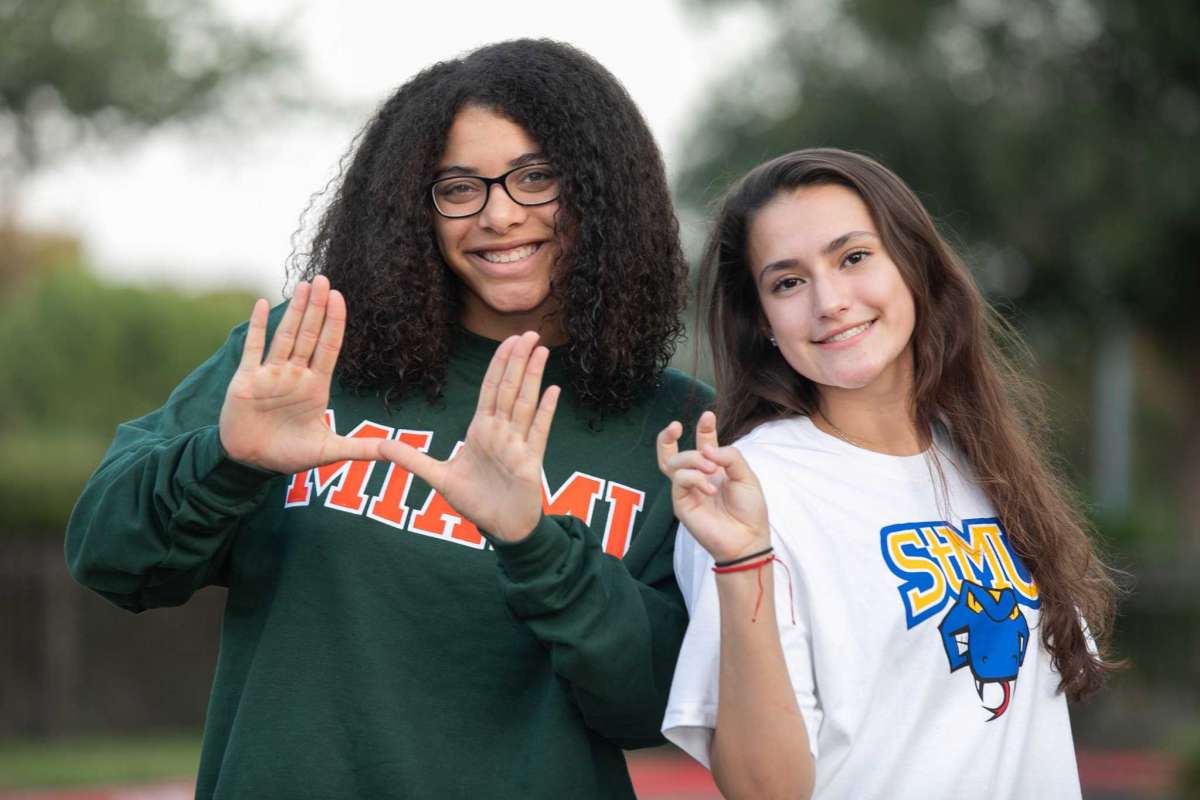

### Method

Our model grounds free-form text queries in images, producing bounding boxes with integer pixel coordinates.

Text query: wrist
[710,533,771,566]
[713,546,774,569]
[487,513,542,544]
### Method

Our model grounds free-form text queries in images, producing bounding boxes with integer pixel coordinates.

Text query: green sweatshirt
[66,314,712,800]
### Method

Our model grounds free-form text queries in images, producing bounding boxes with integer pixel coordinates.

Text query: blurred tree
[0,0,296,191]
[0,252,255,532]
[679,0,1199,546]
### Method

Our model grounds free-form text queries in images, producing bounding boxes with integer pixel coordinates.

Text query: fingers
[495,331,540,421]
[379,439,448,490]
[290,276,330,366]
[318,434,387,466]
[512,345,550,434]
[659,430,719,497]
[310,289,347,376]
[527,384,560,459]
[695,410,719,451]
[671,468,718,497]
[267,281,311,365]
[476,335,519,417]
[656,421,683,474]
[701,445,760,487]
[665,450,718,476]
[239,298,270,370]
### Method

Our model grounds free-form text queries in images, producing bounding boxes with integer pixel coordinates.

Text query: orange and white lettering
[542,471,605,524]
[366,430,434,529]
[601,481,644,558]
[317,420,393,514]
[284,470,312,507]
[284,410,337,508]
[408,442,485,548]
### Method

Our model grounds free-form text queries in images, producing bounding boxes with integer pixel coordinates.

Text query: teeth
[478,243,538,263]
[822,321,870,343]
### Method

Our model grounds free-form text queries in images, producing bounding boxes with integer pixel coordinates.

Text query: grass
[0,731,201,790]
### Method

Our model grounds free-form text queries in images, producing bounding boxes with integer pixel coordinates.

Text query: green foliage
[0,0,295,176]
[0,730,201,789]
[0,263,255,532]
[678,0,1200,352]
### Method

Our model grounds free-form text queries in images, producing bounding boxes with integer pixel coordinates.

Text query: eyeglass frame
[428,162,561,219]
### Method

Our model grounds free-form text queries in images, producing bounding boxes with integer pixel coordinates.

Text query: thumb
[315,435,387,466]
[379,439,447,489]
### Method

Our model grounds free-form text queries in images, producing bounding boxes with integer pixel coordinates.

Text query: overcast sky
[18,1,766,300]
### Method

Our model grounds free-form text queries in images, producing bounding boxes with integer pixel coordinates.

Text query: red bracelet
[711,554,776,574]
[711,553,796,625]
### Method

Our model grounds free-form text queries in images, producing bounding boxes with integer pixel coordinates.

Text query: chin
[811,363,889,391]
[489,291,554,314]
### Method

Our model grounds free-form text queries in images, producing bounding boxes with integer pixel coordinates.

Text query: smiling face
[747,182,917,404]
[434,105,565,342]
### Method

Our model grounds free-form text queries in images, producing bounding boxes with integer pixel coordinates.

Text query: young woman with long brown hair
[657,149,1119,799]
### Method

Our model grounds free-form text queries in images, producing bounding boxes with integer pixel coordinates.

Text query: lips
[815,319,874,344]
[471,242,542,264]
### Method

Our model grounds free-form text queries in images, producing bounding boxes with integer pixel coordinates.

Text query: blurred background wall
[1,0,1197,796]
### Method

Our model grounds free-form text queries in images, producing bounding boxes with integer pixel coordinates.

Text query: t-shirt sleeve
[662,520,824,766]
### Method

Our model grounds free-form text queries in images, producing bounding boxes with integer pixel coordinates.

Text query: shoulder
[220,298,288,352]
[630,368,714,441]
[733,416,830,465]
[655,368,714,410]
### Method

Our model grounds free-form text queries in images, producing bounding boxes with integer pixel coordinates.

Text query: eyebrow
[756,230,878,283]
[435,151,547,179]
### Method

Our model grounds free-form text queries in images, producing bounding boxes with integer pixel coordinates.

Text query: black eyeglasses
[429,162,561,218]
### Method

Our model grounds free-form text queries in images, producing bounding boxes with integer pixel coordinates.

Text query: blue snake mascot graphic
[938,581,1030,720]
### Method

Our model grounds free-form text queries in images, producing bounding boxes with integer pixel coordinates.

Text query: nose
[811,271,851,319]
[478,183,526,233]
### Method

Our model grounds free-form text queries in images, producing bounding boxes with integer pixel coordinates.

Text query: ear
[757,315,776,347]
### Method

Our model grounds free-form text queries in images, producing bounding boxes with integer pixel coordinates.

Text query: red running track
[0,749,1179,799]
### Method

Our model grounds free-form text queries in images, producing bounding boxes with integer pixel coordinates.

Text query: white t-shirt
[662,416,1081,799]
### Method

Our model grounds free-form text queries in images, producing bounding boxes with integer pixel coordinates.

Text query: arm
[709,552,814,799]
[491,494,688,748]
[379,332,687,746]
[657,413,815,799]
[67,278,383,611]
[65,353,271,611]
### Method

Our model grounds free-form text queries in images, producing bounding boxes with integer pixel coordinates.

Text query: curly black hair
[291,39,688,413]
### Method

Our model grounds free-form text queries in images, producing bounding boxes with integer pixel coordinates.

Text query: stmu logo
[283,411,645,557]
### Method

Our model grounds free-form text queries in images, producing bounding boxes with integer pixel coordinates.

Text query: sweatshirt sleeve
[491,487,687,750]
[65,323,277,613]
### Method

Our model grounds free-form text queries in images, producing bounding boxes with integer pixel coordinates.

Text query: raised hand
[378,331,560,543]
[219,276,384,474]
[657,411,770,564]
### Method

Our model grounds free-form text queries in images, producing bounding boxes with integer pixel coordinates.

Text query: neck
[460,305,567,347]
[813,376,925,457]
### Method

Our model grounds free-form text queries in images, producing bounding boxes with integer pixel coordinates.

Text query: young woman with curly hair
[67,40,708,799]
[657,149,1120,799]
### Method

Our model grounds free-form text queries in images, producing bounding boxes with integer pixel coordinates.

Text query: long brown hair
[699,148,1120,700]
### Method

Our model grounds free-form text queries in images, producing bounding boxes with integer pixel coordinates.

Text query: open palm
[379,331,560,543]
[219,276,384,474]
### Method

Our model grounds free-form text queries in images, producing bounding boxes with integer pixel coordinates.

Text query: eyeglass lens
[432,164,559,217]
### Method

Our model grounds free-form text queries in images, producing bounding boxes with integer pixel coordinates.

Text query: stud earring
[768,336,777,347]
